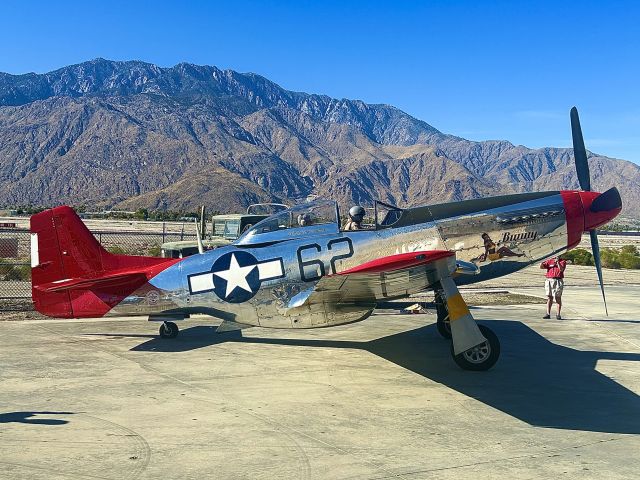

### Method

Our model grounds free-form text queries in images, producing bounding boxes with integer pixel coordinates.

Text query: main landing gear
[450,324,500,371]
[435,291,452,340]
[434,279,501,371]
[159,321,179,339]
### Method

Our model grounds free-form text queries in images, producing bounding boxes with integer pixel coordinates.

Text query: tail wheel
[159,321,179,339]
[435,294,452,339]
[451,325,500,371]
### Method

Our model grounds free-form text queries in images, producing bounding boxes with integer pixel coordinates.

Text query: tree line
[562,245,640,269]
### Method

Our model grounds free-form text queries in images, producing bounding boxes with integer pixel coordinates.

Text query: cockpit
[235,199,404,246]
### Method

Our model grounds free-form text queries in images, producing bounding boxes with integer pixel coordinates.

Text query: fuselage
[109,189,611,327]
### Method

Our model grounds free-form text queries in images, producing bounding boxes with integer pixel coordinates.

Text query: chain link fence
[0,225,197,311]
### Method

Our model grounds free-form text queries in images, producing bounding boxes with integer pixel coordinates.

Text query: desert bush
[0,260,31,280]
[562,248,593,266]
[5,265,30,281]
[619,252,640,269]
[593,245,640,269]
[600,249,621,269]
[620,245,639,256]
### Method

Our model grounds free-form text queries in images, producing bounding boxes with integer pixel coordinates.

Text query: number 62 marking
[296,238,354,282]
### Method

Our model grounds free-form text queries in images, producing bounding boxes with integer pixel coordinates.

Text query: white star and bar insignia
[188,251,284,303]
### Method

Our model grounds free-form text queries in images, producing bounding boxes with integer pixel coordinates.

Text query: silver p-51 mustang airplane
[30,108,622,370]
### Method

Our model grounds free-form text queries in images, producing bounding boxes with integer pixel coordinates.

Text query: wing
[288,250,457,312]
[282,249,487,353]
[285,249,488,354]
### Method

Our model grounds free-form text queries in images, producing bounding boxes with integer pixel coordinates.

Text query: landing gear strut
[437,277,501,371]
[450,324,500,371]
[159,321,179,339]
[434,289,452,339]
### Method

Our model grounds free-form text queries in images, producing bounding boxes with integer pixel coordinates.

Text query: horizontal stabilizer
[30,205,179,318]
[34,271,149,293]
[216,319,253,333]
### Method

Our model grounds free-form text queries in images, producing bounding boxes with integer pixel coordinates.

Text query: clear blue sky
[1,0,639,163]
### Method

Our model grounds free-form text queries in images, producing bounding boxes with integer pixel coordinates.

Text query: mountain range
[0,58,638,218]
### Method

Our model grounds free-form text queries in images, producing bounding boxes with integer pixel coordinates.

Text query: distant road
[1,214,639,239]
[596,231,640,236]
[0,216,193,234]
[577,232,640,251]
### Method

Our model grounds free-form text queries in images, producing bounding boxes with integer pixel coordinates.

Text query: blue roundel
[210,251,261,303]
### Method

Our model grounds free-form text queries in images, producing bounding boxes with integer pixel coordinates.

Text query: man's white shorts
[545,278,564,297]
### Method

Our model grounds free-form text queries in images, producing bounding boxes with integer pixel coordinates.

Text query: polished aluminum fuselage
[112,192,568,327]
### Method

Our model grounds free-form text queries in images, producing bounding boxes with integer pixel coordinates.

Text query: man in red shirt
[540,255,567,319]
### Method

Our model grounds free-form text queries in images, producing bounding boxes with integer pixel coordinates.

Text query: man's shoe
[542,314,550,319]
[556,314,562,320]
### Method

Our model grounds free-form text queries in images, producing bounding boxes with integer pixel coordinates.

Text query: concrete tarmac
[1,286,639,479]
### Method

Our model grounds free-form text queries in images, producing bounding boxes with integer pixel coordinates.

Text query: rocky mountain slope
[0,59,638,217]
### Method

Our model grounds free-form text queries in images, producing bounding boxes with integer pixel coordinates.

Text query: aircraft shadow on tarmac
[113,320,640,434]
[0,411,72,425]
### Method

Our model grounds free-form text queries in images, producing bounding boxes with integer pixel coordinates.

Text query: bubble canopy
[235,200,340,245]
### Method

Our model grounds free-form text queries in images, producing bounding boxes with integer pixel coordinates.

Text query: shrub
[0,261,31,281]
[562,248,593,266]
[135,208,149,220]
[0,261,13,277]
[5,265,30,281]
[620,245,638,256]
[619,252,640,269]
[600,249,621,269]
[600,244,640,269]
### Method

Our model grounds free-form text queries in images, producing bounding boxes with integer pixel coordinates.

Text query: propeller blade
[589,229,608,316]
[570,107,591,191]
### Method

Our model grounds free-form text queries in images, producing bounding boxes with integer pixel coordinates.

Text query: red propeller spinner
[562,187,623,249]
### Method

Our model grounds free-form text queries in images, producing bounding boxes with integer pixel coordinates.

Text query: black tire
[451,324,500,371]
[159,321,179,339]
[436,298,452,339]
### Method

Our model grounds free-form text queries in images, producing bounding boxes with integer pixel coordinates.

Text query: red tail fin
[30,206,178,318]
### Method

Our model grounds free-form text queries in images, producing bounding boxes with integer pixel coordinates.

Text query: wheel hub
[463,341,491,364]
